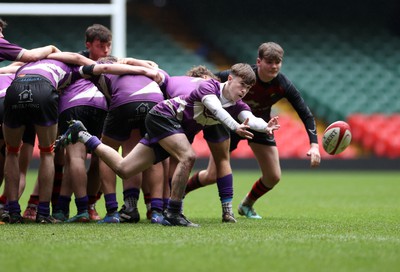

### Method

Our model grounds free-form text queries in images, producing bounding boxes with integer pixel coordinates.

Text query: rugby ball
[322,121,352,155]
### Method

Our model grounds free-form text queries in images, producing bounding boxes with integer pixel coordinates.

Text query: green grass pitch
[1,169,399,272]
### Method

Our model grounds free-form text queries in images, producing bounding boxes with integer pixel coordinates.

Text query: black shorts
[22,123,36,146]
[140,109,187,164]
[4,75,59,128]
[0,97,36,145]
[59,106,107,137]
[230,128,276,152]
[202,124,230,143]
[102,101,157,141]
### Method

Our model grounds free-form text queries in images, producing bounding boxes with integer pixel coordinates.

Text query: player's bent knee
[185,151,196,165]
[178,152,196,170]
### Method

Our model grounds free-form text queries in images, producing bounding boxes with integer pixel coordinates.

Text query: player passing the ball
[186,42,321,219]
[56,63,281,227]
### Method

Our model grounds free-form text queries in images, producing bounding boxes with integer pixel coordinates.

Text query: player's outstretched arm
[19,45,60,62]
[238,111,280,134]
[47,52,96,66]
[118,57,158,69]
[91,63,164,84]
[202,95,253,139]
[235,118,253,139]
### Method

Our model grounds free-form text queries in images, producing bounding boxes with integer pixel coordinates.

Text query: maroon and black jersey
[216,65,318,144]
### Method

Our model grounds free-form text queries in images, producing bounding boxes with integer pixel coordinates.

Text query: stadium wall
[27,157,398,171]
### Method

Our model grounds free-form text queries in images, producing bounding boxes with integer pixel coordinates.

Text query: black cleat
[9,212,24,224]
[119,205,140,223]
[1,209,10,223]
[162,211,199,227]
[222,212,237,223]
[36,214,61,224]
[55,120,87,151]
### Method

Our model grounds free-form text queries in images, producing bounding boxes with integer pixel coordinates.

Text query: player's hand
[146,60,159,68]
[266,116,280,134]
[307,143,321,167]
[235,118,253,139]
[153,71,165,85]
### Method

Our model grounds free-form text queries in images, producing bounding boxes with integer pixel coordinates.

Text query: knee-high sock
[104,193,118,214]
[166,199,182,214]
[55,195,71,214]
[217,174,233,203]
[51,164,63,209]
[37,201,50,217]
[185,172,203,194]
[247,178,272,201]
[75,196,89,214]
[123,188,140,208]
[151,198,163,212]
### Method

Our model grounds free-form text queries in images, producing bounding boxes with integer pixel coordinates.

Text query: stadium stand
[168,0,400,158]
[2,0,400,159]
[0,14,216,75]
[348,113,400,158]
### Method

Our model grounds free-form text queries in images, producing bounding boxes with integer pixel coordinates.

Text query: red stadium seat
[348,113,400,158]
[347,113,367,142]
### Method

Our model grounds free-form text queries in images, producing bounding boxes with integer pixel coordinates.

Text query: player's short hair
[0,18,8,31]
[230,63,256,87]
[258,42,284,62]
[85,24,112,43]
[186,65,219,80]
[97,56,118,64]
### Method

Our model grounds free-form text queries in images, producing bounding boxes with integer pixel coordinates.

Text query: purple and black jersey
[4,59,84,128]
[16,59,82,90]
[94,73,164,110]
[153,78,250,140]
[59,78,107,114]
[163,75,205,98]
[163,75,250,119]
[0,38,24,62]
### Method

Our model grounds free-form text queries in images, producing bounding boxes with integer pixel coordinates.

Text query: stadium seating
[4,1,400,160]
[1,15,216,75]
[169,0,400,159]
[171,1,400,116]
[347,113,400,158]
